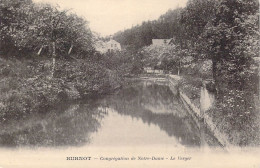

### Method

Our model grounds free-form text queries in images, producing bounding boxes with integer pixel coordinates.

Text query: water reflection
[0,79,201,148]
[0,102,106,147]
[89,108,183,147]
[102,80,200,146]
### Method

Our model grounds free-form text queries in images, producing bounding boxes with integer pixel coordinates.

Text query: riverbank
[169,74,260,147]
[0,57,123,123]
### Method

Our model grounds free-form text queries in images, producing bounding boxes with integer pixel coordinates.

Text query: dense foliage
[114,0,260,146]
[114,8,183,50]
[0,0,124,122]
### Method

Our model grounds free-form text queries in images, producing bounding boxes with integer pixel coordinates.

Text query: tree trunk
[212,59,217,82]
[51,42,56,78]
[212,58,218,95]
[37,46,43,55]
[177,60,181,76]
[68,44,73,55]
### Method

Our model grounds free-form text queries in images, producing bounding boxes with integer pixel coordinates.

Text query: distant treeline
[114,0,259,53]
[114,8,183,49]
[114,1,219,49]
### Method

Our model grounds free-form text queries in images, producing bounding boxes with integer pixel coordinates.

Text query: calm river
[0,79,206,148]
[0,79,222,167]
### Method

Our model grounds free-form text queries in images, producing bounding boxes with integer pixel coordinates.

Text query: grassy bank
[0,57,123,123]
[177,76,202,109]
[176,75,260,146]
[207,91,260,146]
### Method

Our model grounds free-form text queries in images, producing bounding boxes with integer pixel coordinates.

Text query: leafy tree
[0,0,33,55]
[180,0,217,44]
[0,1,94,77]
[62,13,93,57]
[204,0,259,92]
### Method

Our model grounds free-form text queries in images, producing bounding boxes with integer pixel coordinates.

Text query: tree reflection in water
[0,80,205,148]
[0,102,107,147]
[104,80,201,147]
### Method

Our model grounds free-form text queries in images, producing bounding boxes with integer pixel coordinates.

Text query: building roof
[107,39,120,44]
[152,38,175,46]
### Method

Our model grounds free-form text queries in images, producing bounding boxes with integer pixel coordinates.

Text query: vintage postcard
[0,0,259,167]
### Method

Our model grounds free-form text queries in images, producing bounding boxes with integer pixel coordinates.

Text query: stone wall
[167,75,232,150]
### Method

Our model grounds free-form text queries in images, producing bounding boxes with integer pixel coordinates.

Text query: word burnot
[66,157,91,161]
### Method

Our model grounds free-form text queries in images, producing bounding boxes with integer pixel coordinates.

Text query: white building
[95,39,121,54]
[106,39,121,53]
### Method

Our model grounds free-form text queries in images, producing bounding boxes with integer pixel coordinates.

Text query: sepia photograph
[0,0,260,167]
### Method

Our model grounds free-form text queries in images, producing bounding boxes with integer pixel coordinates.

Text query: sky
[33,0,188,37]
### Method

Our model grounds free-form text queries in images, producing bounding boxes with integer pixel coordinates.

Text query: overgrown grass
[177,76,202,108]
[206,89,260,146]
